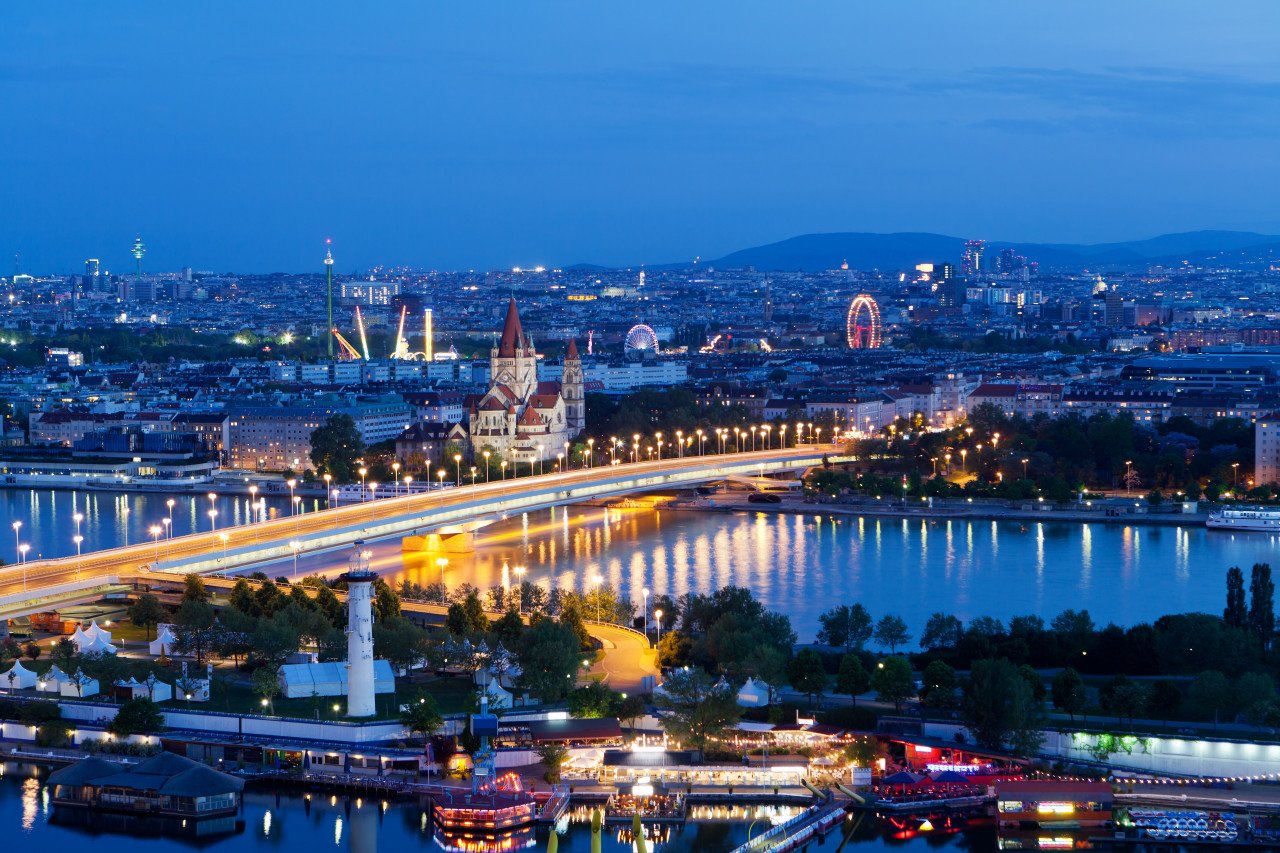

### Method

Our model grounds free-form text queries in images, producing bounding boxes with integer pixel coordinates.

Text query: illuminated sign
[925,763,983,774]
[1036,803,1075,815]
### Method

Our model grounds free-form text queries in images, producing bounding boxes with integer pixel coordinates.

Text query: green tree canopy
[309,413,366,481]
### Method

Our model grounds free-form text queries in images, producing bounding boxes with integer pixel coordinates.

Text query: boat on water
[1206,506,1280,532]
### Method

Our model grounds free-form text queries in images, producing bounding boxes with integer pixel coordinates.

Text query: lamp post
[1023,458,1031,480]
[18,544,28,588]
[556,453,563,473]
[286,480,296,514]
[436,557,448,591]
[633,434,641,463]
[321,476,330,507]
[11,521,19,560]
[470,466,477,485]
[73,534,83,578]
[642,587,650,635]
[208,508,218,532]
[219,532,229,563]
[482,451,490,481]
[960,448,967,473]
[162,516,171,543]
[586,438,595,468]
[166,499,175,534]
[762,424,771,449]
[149,525,162,562]
[359,467,368,501]
[454,454,462,486]
[404,474,413,495]
[514,566,527,613]
[1232,462,1240,495]
[73,512,84,539]
[674,430,683,458]
[591,573,604,622]
[290,539,301,579]
[437,469,446,491]
[750,425,757,451]
[779,424,787,448]
[501,460,508,480]
[392,462,401,496]
[654,609,663,652]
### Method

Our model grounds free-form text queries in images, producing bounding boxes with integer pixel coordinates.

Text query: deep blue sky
[5,2,1280,273]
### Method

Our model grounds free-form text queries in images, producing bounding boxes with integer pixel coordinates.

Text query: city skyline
[6,2,1280,272]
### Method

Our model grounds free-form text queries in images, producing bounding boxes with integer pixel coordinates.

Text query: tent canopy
[882,771,925,786]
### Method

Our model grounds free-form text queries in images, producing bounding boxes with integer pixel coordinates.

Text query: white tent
[61,671,100,698]
[737,677,770,708]
[277,659,396,699]
[116,677,173,702]
[479,681,513,710]
[37,665,71,693]
[83,620,113,644]
[149,625,177,656]
[78,635,117,656]
[0,659,37,690]
[70,626,91,651]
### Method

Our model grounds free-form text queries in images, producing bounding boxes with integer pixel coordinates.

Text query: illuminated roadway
[0,447,831,618]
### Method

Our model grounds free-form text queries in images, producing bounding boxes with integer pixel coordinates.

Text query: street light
[208,508,218,531]
[149,525,162,562]
[501,460,508,480]
[437,469,446,490]
[18,544,28,587]
[73,534,84,578]
[359,467,368,500]
[1232,462,1240,495]
[642,587,650,634]
[750,425,757,451]
[960,448,967,473]
[392,462,401,495]
[73,512,84,539]
[591,573,604,622]
[513,566,527,613]
[219,532,229,563]
[166,499,175,534]
[11,521,20,560]
[436,557,449,590]
[1124,459,1132,494]
[482,451,490,481]
[290,539,301,578]
[654,609,664,651]
[454,453,463,486]
[286,480,297,514]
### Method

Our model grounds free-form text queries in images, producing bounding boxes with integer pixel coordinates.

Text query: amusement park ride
[331,304,438,362]
[845,293,882,349]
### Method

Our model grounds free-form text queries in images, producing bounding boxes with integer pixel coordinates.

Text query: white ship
[1206,506,1280,532]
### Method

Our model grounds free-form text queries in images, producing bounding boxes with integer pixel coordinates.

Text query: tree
[836,653,871,699]
[108,697,164,736]
[1186,670,1231,728]
[920,613,964,651]
[569,681,617,718]
[537,742,569,783]
[516,619,581,703]
[816,604,873,650]
[1107,679,1151,728]
[52,638,77,672]
[1225,566,1248,628]
[228,578,261,617]
[873,615,911,653]
[172,598,217,663]
[373,579,402,621]
[1249,563,1275,652]
[616,694,647,731]
[127,593,167,640]
[559,601,591,650]
[252,614,301,668]
[657,630,692,668]
[375,616,429,676]
[962,657,1043,755]
[656,667,742,752]
[1051,609,1095,654]
[920,660,959,711]
[309,413,365,481]
[252,666,281,715]
[1051,668,1087,722]
[181,573,209,605]
[787,649,828,709]
[872,656,915,712]
[400,692,444,741]
[1235,672,1275,714]
[1150,680,1183,725]
[22,641,40,661]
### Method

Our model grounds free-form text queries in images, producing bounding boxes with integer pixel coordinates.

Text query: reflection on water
[388,507,1280,636]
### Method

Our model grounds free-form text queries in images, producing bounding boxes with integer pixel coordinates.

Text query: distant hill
[682,230,1280,272]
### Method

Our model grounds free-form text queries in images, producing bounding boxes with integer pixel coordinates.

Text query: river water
[4,487,1278,639]
[2,763,992,852]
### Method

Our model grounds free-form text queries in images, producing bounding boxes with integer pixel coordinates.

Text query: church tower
[490,297,537,400]
[563,337,585,433]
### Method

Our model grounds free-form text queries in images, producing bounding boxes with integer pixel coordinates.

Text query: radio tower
[324,239,335,358]
[131,236,146,278]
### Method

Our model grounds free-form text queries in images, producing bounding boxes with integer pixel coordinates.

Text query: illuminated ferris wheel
[845,294,882,349]
[624,323,660,353]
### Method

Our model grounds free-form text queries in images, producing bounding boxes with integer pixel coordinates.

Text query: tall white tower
[344,543,376,717]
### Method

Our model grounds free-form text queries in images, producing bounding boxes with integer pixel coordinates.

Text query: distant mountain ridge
[658,230,1280,272]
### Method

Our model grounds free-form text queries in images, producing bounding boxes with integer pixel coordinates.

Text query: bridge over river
[0,446,830,621]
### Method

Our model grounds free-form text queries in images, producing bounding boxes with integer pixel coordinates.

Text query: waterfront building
[48,751,244,818]
[1256,413,1280,485]
[228,398,412,471]
[994,780,1113,829]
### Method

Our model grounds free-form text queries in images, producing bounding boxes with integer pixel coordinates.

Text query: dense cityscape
[6,3,1280,853]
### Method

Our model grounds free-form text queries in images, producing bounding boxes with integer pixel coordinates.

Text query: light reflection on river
[5,486,1278,638]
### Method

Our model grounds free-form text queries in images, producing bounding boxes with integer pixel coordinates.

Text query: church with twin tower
[466,298,585,463]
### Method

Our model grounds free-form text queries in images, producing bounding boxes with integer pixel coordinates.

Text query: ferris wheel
[624,323,660,353]
[845,294,882,349]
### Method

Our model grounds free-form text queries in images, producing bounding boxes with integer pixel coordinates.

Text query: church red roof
[498,298,524,358]
[566,338,579,359]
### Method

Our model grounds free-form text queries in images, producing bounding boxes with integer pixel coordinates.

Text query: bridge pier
[402,531,476,554]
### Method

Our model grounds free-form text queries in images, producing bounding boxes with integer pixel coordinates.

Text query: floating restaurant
[47,751,244,818]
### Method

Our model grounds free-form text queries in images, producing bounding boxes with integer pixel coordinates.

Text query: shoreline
[675,498,1214,529]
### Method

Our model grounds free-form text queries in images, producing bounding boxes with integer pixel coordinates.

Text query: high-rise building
[1105,289,1124,326]
[961,239,986,275]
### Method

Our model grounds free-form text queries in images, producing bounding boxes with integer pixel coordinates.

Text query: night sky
[5,2,1279,272]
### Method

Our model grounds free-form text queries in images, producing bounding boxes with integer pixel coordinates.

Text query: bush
[109,698,165,736]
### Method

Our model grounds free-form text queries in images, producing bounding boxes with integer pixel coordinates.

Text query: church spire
[498,297,524,358]
[566,337,579,359]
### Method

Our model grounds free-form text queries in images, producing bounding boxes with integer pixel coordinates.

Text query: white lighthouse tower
[344,542,377,717]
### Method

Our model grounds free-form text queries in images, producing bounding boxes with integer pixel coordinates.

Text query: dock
[728,799,848,853]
